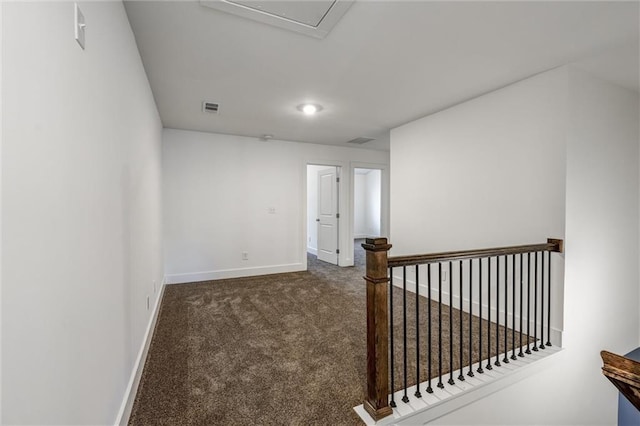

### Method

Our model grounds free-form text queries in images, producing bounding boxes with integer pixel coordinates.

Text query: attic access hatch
[200,0,354,39]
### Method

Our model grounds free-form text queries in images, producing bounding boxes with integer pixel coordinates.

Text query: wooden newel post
[362,237,393,421]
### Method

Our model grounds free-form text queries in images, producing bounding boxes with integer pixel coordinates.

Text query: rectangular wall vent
[347,137,375,145]
[202,101,220,113]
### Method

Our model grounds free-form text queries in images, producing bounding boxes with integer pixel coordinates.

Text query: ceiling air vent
[202,101,220,114]
[347,137,375,145]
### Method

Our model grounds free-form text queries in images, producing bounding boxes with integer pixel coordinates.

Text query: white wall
[391,68,567,255]
[163,129,388,283]
[307,165,335,254]
[2,2,163,425]
[391,67,640,425]
[0,3,4,422]
[559,67,639,422]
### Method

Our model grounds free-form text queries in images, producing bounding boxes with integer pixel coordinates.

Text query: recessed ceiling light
[297,103,323,115]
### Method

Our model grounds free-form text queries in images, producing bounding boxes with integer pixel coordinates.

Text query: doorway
[307,165,340,265]
[353,168,382,257]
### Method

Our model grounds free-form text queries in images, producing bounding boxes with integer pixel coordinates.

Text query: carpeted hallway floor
[129,240,519,425]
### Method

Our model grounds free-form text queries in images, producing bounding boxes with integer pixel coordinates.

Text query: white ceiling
[124,1,639,151]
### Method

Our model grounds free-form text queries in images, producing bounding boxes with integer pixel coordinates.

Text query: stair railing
[362,237,564,421]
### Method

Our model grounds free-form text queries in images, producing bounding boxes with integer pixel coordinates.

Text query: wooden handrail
[388,238,563,268]
[601,350,640,411]
[362,236,564,420]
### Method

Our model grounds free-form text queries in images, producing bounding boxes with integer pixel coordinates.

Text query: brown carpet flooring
[129,241,525,426]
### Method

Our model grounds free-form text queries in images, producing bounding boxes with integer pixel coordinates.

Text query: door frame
[303,159,389,270]
[303,160,348,269]
[349,161,390,264]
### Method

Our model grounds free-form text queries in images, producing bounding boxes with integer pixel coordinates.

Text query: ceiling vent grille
[202,101,220,113]
[347,137,375,145]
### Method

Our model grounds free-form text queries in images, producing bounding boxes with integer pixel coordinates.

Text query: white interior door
[317,168,339,265]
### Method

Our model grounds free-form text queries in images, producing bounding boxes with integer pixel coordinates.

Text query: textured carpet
[129,241,523,425]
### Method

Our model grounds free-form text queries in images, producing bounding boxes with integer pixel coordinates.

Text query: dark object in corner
[601,349,640,423]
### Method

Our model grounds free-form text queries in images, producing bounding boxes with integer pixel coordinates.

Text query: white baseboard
[355,345,563,425]
[165,263,305,284]
[307,247,318,256]
[114,278,166,426]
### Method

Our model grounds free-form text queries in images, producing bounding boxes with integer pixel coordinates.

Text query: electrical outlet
[242,252,249,260]
[146,295,150,311]
[268,207,276,214]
